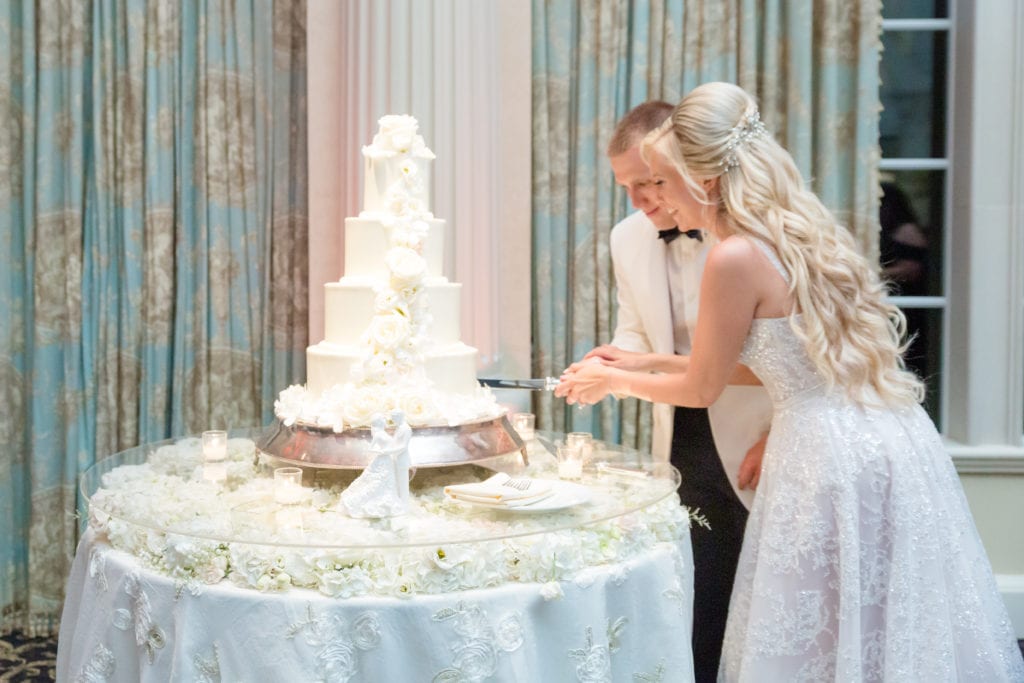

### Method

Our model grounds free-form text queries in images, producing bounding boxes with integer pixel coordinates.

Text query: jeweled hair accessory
[720,108,768,171]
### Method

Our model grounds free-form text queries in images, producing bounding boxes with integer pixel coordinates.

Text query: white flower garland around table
[87,438,691,598]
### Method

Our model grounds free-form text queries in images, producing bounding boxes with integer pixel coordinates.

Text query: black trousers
[671,406,748,683]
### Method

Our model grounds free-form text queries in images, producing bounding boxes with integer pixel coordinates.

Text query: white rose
[197,555,229,584]
[362,352,398,379]
[539,581,564,601]
[343,388,387,426]
[385,192,412,216]
[386,247,426,287]
[399,391,442,426]
[367,313,410,351]
[373,115,421,153]
[280,551,318,587]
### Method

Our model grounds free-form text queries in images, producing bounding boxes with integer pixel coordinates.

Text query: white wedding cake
[275,115,502,431]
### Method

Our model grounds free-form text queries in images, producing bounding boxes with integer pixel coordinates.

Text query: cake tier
[306,340,480,398]
[345,216,445,278]
[324,278,462,346]
[362,153,432,214]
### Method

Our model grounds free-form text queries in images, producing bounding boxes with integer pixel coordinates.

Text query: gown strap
[749,237,791,285]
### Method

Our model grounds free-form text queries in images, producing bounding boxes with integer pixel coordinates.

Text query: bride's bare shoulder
[706,235,762,271]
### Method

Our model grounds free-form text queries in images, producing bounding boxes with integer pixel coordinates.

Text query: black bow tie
[658,227,703,244]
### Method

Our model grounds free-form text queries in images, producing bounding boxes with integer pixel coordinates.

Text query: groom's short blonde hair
[606,101,674,157]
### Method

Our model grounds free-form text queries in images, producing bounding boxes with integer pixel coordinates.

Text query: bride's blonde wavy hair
[644,82,923,407]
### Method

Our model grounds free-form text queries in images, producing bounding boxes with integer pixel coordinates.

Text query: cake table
[56,430,695,682]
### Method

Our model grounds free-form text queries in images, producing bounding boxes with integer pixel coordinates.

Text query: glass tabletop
[81,428,682,551]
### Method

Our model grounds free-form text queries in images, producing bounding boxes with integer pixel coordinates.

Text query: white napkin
[444,473,554,508]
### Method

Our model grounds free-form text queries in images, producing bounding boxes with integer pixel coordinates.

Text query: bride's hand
[555,362,617,405]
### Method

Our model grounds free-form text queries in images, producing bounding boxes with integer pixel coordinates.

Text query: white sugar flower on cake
[385,247,427,287]
[365,313,412,351]
[366,114,436,158]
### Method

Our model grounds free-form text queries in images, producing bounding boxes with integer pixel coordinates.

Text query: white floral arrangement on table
[87,439,690,599]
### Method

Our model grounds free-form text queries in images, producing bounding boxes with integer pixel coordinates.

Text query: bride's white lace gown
[720,261,1024,681]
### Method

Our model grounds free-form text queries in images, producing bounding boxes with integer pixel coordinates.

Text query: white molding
[877,158,949,170]
[884,295,946,308]
[881,18,952,32]
[948,446,1024,475]
[1006,0,1024,446]
[997,574,1024,638]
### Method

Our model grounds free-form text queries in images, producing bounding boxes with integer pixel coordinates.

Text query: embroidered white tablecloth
[57,530,694,682]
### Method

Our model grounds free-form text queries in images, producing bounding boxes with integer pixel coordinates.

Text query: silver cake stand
[256,414,528,470]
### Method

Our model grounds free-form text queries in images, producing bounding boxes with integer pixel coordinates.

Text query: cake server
[478,377,560,391]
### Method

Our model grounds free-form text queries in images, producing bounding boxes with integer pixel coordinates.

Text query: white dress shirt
[665,231,711,355]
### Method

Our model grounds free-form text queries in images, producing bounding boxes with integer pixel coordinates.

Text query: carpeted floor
[1,631,1020,681]
[0,632,57,682]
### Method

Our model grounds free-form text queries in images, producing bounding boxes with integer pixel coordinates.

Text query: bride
[556,82,1024,681]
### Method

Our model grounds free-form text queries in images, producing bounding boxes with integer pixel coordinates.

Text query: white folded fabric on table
[444,472,554,507]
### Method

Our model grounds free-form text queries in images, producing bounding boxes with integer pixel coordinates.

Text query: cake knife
[478,377,560,391]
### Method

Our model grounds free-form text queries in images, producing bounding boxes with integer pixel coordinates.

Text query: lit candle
[511,412,535,441]
[566,432,593,464]
[274,467,304,505]
[557,445,583,480]
[202,430,228,463]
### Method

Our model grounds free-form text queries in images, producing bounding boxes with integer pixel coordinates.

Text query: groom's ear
[702,176,720,197]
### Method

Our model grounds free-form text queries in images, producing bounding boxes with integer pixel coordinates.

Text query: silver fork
[502,477,531,491]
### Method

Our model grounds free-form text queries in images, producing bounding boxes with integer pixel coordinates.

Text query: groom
[581,101,773,682]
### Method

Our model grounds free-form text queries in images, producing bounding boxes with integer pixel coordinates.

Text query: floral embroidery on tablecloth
[286,603,382,683]
[633,660,666,682]
[75,642,115,682]
[123,571,166,664]
[662,544,691,616]
[88,546,109,592]
[194,644,221,683]
[568,618,628,683]
[431,601,524,682]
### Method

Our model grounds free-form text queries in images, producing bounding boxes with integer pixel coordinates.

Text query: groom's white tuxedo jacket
[610,211,773,509]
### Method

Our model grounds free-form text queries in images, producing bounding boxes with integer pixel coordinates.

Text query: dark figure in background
[879,181,931,384]
[879,180,929,295]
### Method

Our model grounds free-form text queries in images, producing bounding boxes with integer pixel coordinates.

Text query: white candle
[274,467,304,505]
[202,430,228,463]
[558,458,583,480]
[556,445,583,480]
[566,432,593,464]
[511,413,535,441]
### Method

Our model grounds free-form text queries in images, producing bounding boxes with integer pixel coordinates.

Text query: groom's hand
[738,433,768,490]
[583,345,646,371]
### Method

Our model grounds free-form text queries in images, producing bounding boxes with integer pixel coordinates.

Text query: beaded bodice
[735,238,824,407]
[738,317,823,407]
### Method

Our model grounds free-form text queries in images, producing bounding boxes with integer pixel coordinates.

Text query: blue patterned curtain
[0,0,308,634]
[531,0,881,446]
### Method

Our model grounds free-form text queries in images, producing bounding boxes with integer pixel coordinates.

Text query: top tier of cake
[360,115,436,217]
